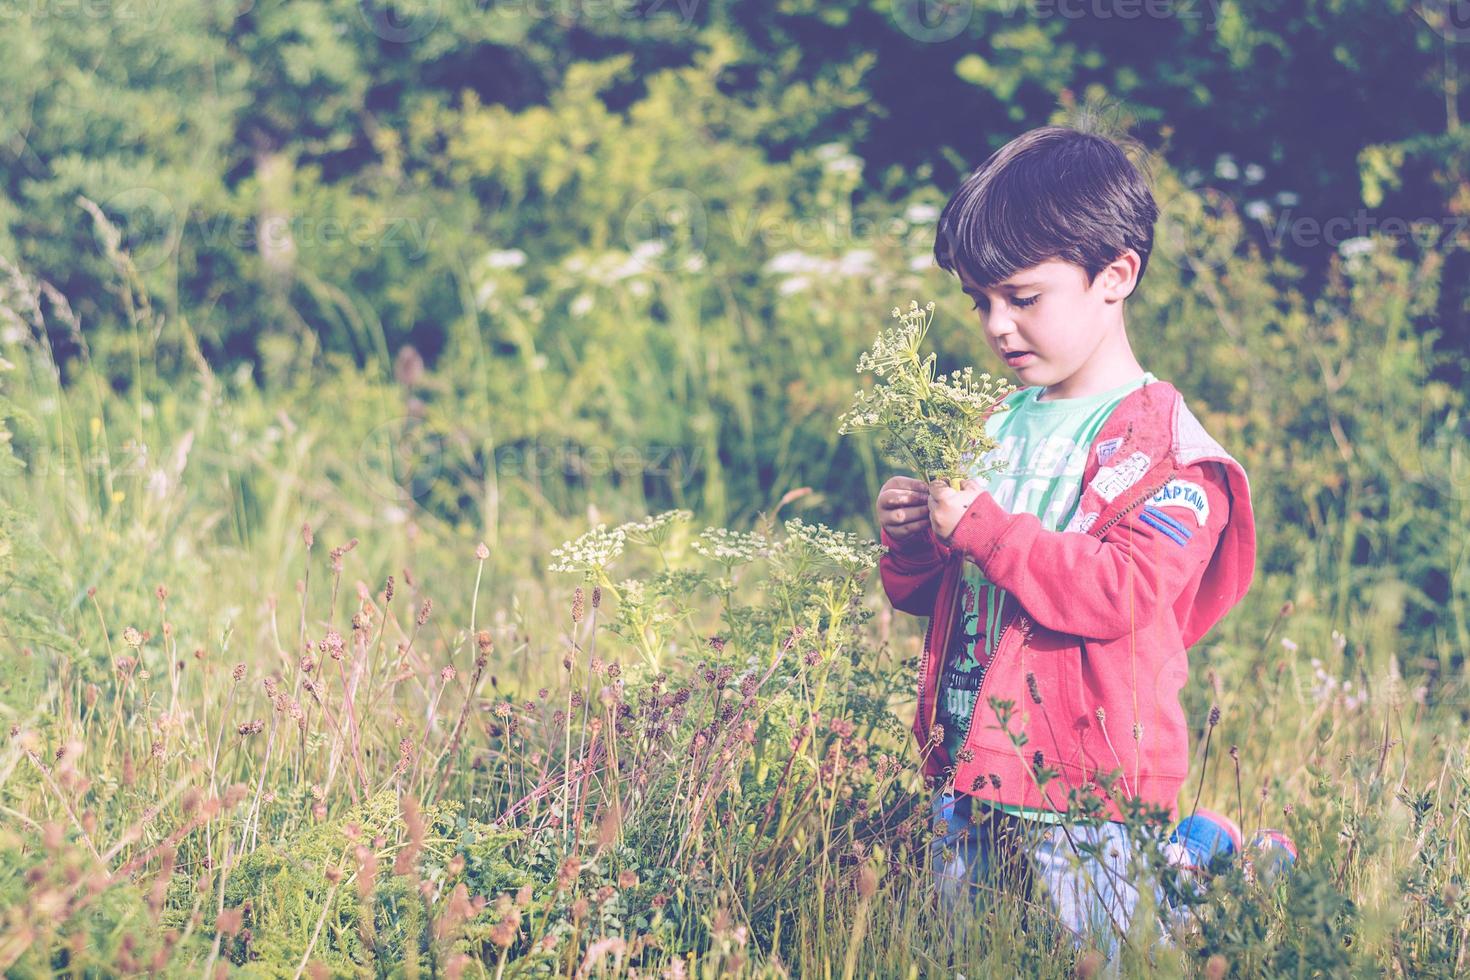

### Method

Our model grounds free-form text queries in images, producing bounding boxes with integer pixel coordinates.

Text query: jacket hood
[1051,376,1257,647]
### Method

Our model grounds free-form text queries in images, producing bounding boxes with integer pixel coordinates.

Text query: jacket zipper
[957,594,1029,760]
[1090,470,1175,540]
[918,558,961,765]
[949,467,1174,765]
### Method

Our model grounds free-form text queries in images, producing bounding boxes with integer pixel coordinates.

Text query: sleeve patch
[1141,506,1192,547]
[1145,479,1210,526]
[1095,436,1124,464]
[1090,451,1151,503]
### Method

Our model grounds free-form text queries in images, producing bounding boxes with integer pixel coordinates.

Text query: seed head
[1025,672,1042,704]
[1208,704,1221,727]
[417,598,432,627]
[231,663,246,683]
[572,587,584,624]
[475,541,490,561]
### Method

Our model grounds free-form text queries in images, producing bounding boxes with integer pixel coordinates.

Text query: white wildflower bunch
[615,577,647,608]
[782,518,886,575]
[691,527,770,568]
[548,523,627,579]
[617,509,693,547]
[838,300,1017,489]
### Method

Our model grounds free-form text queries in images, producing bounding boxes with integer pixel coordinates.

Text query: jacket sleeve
[945,460,1231,641]
[878,523,951,617]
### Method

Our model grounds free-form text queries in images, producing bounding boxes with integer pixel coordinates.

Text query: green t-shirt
[937,372,1156,821]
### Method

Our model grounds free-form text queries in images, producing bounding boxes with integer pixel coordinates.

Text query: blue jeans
[929,790,1181,968]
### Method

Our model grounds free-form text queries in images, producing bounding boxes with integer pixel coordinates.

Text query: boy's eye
[969,294,1040,312]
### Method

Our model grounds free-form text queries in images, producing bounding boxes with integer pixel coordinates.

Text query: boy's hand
[876,476,932,547]
[927,479,983,543]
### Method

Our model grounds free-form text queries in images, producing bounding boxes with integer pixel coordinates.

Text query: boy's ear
[1103,249,1142,302]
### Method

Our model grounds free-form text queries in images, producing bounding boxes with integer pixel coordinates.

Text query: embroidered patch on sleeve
[1089,451,1151,503]
[1140,506,1192,547]
[1145,479,1211,526]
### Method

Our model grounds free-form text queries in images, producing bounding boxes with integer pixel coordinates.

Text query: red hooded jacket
[879,378,1255,823]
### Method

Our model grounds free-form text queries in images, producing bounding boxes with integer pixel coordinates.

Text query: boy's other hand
[927,479,983,543]
[877,476,931,547]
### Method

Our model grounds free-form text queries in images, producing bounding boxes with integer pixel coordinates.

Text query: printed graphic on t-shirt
[981,432,1088,531]
[937,579,987,744]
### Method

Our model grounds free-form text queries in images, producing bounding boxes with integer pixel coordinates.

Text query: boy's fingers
[885,511,931,530]
[887,520,928,540]
[880,494,926,511]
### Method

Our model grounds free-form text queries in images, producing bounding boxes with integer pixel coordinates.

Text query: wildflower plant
[617,509,693,549]
[547,523,627,581]
[838,300,1017,489]
[691,526,771,571]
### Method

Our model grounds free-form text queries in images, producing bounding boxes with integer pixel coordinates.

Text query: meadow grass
[2,205,1470,977]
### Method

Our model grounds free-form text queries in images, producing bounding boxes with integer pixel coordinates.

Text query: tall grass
[2,186,1469,976]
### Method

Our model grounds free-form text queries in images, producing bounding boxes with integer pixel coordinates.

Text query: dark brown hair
[934,125,1159,297]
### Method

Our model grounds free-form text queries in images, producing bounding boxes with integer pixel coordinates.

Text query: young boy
[875,126,1288,962]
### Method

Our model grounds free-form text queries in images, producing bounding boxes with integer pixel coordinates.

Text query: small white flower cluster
[764,248,877,296]
[838,300,1015,485]
[548,523,626,576]
[783,518,887,573]
[1308,656,1365,711]
[617,509,693,547]
[691,527,770,566]
[616,577,647,607]
[850,302,933,379]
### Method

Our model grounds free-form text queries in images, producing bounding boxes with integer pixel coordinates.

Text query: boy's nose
[985,313,1018,345]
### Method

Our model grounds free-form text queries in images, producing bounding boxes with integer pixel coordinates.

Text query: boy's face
[957,253,1138,390]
